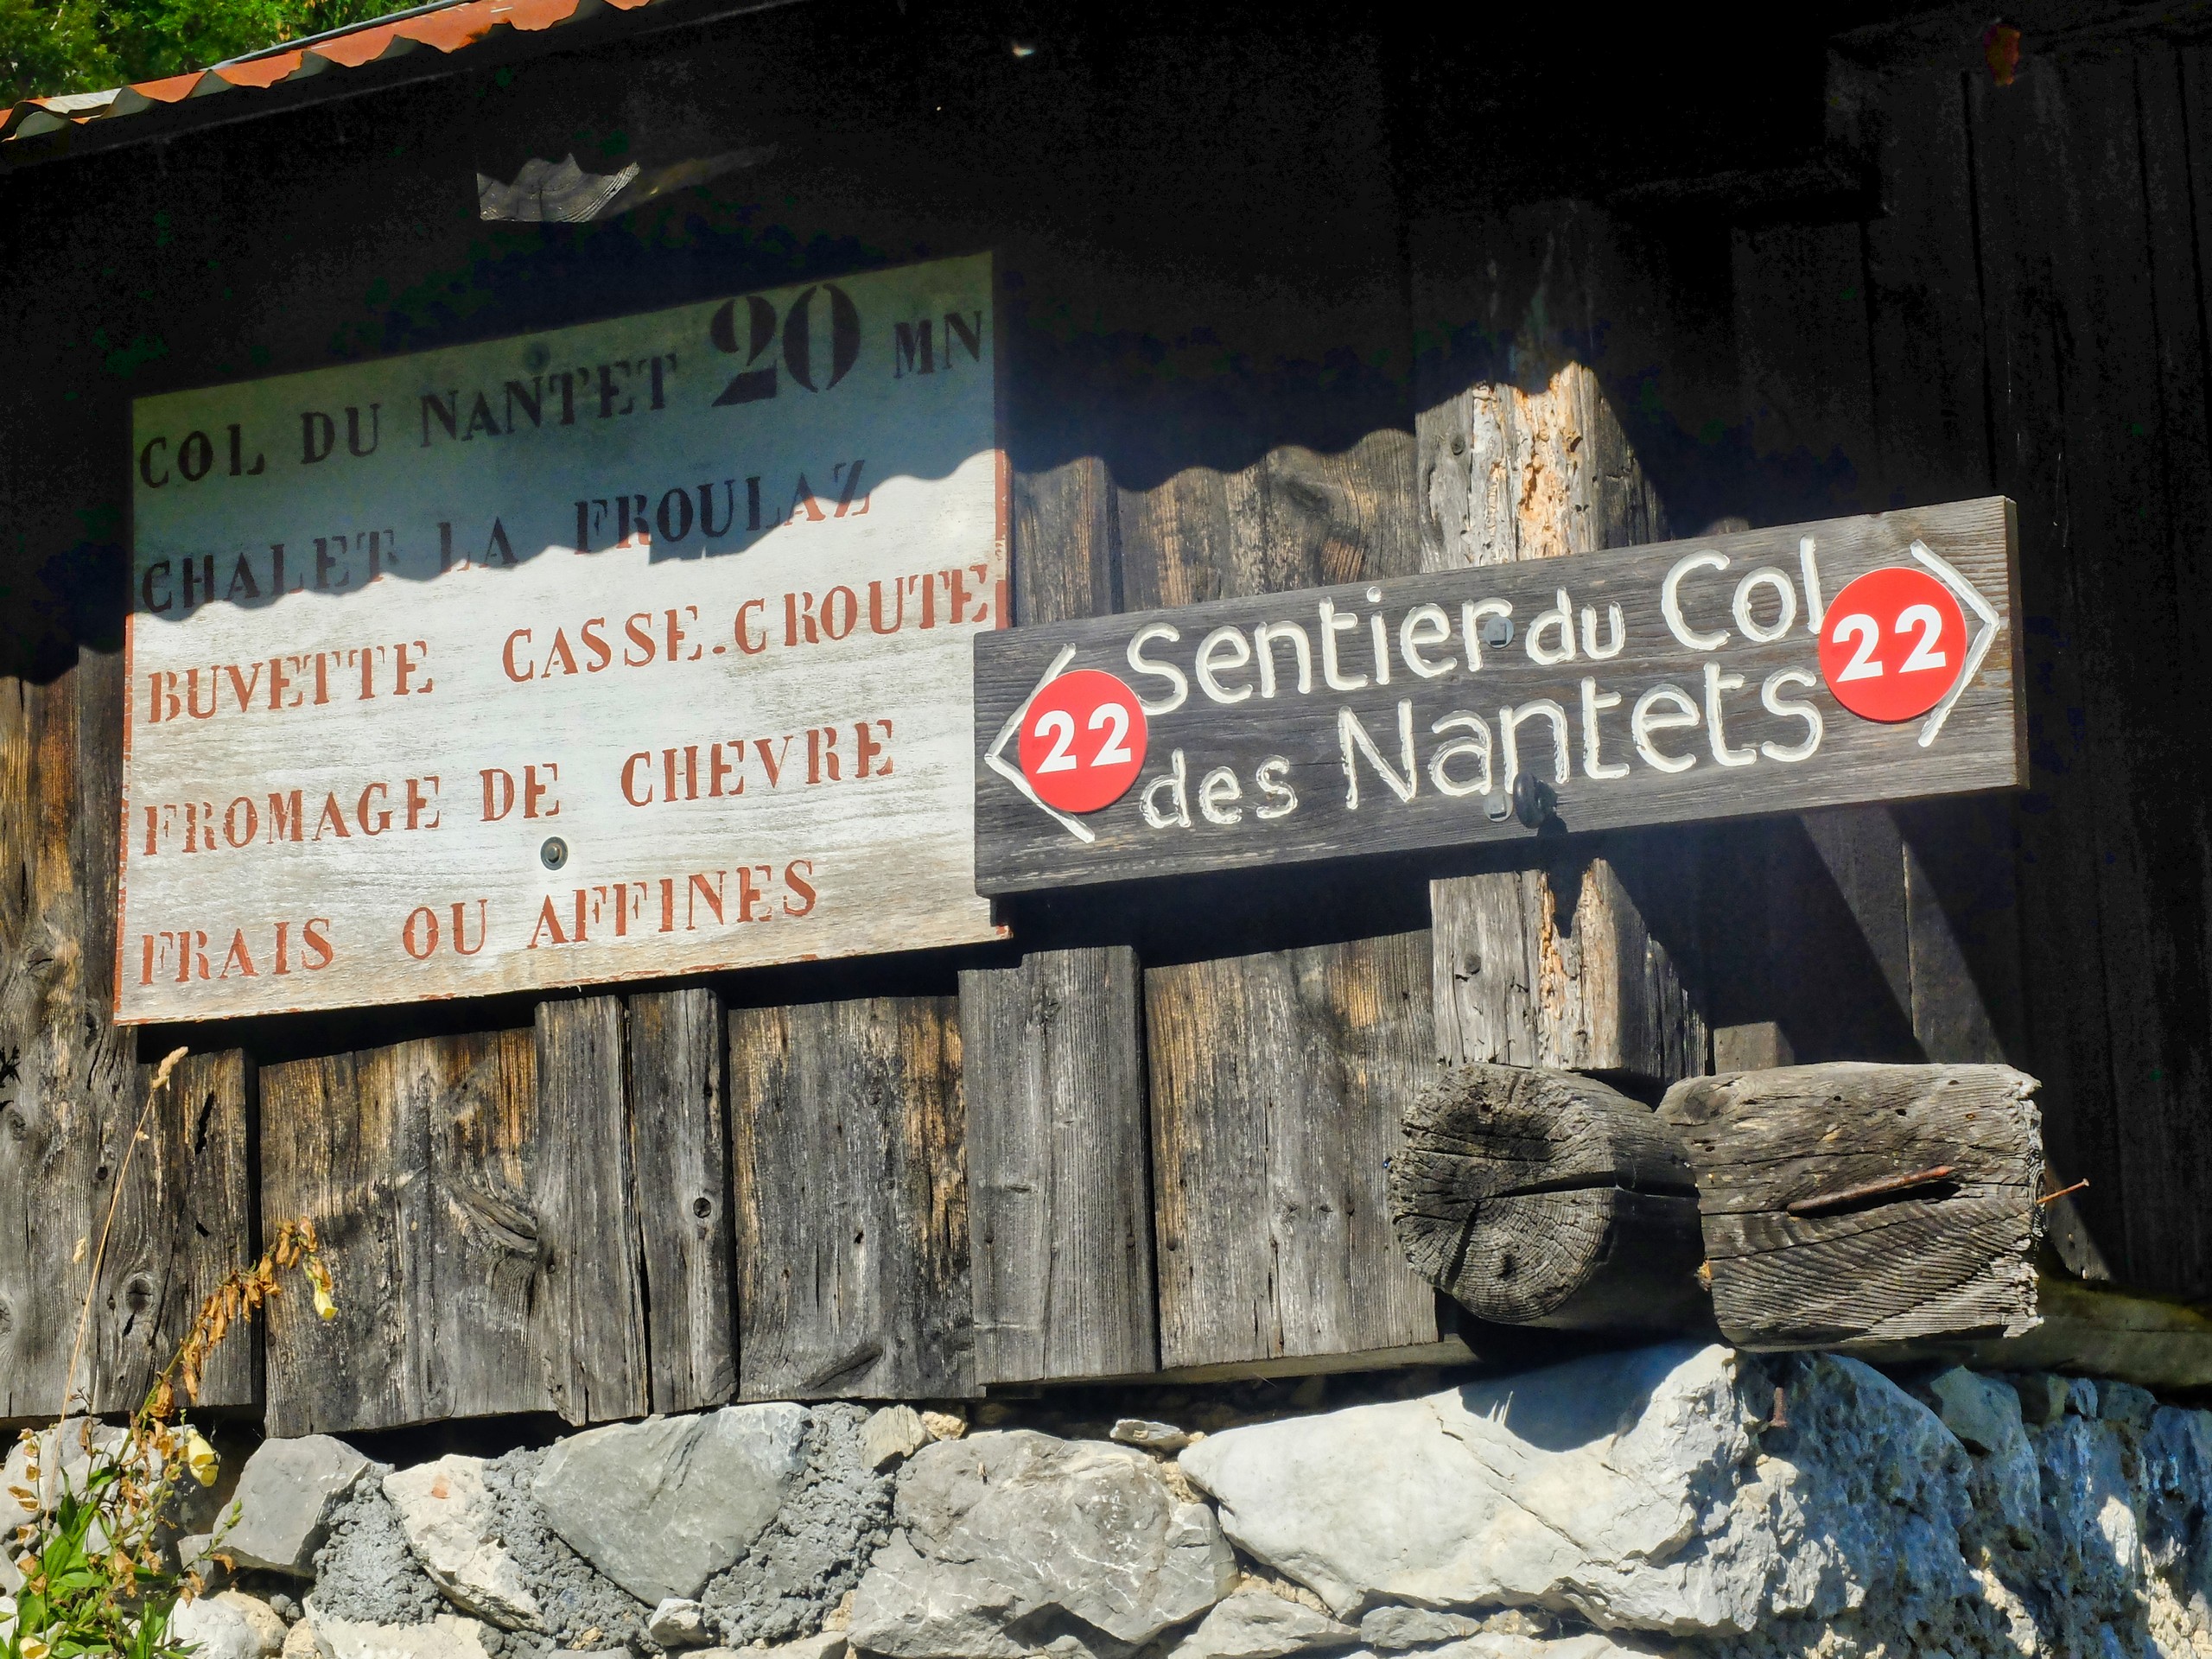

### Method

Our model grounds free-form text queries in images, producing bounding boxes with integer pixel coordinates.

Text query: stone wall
[19,1343,2212,1659]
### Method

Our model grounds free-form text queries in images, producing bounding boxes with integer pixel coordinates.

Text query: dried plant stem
[57,1045,189,1431]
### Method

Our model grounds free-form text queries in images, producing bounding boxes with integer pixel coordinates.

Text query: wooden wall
[4,2,2212,1433]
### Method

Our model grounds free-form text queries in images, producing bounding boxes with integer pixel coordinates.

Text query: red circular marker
[1818,565,1969,722]
[1018,669,1148,814]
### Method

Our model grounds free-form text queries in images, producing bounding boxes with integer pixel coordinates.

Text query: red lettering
[395,639,432,695]
[358,783,391,836]
[524,763,559,819]
[783,859,817,917]
[218,930,257,978]
[807,726,839,784]
[302,918,335,969]
[686,871,724,929]
[451,900,486,956]
[737,864,771,923]
[528,897,568,948]
[503,629,534,681]
[856,719,892,779]
[581,619,612,671]
[735,601,769,654]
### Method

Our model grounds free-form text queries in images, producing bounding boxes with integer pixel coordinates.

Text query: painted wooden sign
[974,499,2020,894]
[121,253,1004,1023]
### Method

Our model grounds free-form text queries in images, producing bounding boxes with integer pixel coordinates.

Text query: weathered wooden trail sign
[974,499,2019,893]
[122,253,1004,1022]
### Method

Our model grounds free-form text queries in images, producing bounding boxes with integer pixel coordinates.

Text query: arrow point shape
[1910,538,2001,749]
[985,645,1096,844]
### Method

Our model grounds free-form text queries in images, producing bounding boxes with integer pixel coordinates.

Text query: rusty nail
[1786,1164,1955,1216]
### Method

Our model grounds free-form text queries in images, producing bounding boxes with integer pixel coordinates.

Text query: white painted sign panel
[121,253,1004,1023]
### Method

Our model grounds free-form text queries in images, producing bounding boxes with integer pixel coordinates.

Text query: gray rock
[171,1593,280,1659]
[1423,1640,1664,1659]
[223,1592,291,1656]
[1357,1608,1484,1649]
[223,1436,374,1576]
[1923,1367,2015,1454]
[698,1402,893,1648]
[849,1430,1236,1659]
[2101,1380,2158,1427]
[3,1422,129,1532]
[179,1532,225,1588]
[647,1599,711,1648]
[1166,1590,1357,1659]
[472,1446,648,1649]
[755,1636,849,1659]
[864,1407,933,1471]
[2009,1371,2070,1426]
[312,1613,496,1659]
[1181,1342,1974,1636]
[1926,1368,2039,1544]
[2068,1376,2100,1417]
[383,1457,543,1631]
[1112,1421,1194,1453]
[533,1403,809,1607]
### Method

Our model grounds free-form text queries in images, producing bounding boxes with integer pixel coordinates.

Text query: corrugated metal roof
[1,0,665,147]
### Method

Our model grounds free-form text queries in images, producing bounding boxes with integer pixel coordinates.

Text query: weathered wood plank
[626,985,736,1414]
[422,1028,546,1422]
[1,651,254,1420]
[261,1044,435,1435]
[730,996,974,1400]
[1014,454,1121,627]
[533,995,649,1424]
[1147,932,1439,1370]
[92,1049,257,1413]
[1659,1062,2043,1349]
[1433,850,1703,1081]
[961,947,1154,1384]
[263,1031,548,1434]
[1392,1063,1706,1330]
[1413,204,1700,1084]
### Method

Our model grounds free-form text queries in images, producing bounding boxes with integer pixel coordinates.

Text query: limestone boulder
[1923,1368,2040,1542]
[532,1403,810,1606]
[1166,1590,1357,1659]
[171,1592,284,1659]
[849,1431,1237,1659]
[2144,1405,2212,1607]
[648,1598,712,1648]
[222,1436,373,1576]
[311,1614,494,1659]
[1357,1608,1484,1649]
[1179,1342,1975,1637]
[3,1422,129,1530]
[864,1408,933,1471]
[382,1457,542,1631]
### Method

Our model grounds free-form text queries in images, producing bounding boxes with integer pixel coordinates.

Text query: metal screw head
[540,836,569,871]
[1484,791,1512,823]
[1512,772,1558,829]
[1479,613,1514,649]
